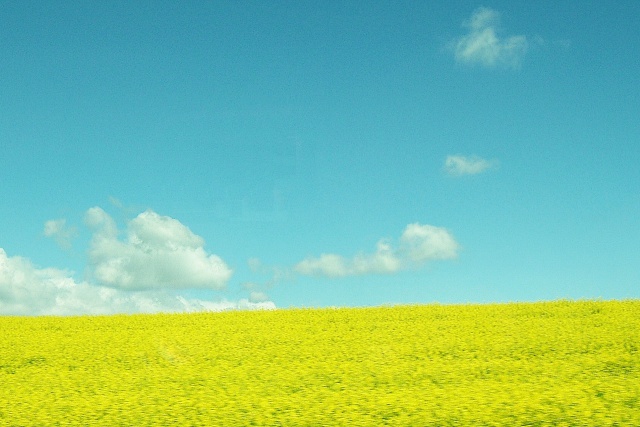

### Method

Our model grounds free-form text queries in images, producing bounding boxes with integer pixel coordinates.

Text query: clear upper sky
[1,1,638,315]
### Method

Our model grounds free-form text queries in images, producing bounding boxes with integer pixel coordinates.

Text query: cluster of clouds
[1,208,273,316]
[2,7,517,316]
[0,208,466,316]
[2,148,496,316]
[450,7,528,69]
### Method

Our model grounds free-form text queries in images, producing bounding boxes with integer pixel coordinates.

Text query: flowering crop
[1,300,638,426]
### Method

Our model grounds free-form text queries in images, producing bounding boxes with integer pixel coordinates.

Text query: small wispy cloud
[444,155,498,176]
[85,207,232,291]
[450,7,528,69]
[248,291,270,303]
[294,223,458,278]
[43,219,77,249]
[242,260,291,303]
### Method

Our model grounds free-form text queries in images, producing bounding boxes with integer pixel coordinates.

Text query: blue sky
[1,1,638,315]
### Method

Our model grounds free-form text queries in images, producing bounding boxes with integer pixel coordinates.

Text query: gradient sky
[1,1,638,315]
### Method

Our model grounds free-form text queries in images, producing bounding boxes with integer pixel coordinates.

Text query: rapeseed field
[1,299,638,426]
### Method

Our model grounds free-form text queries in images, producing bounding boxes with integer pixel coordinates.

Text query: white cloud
[85,207,232,291]
[43,219,77,249]
[295,240,402,278]
[294,223,458,278]
[399,223,459,261]
[248,291,270,303]
[0,247,273,316]
[444,155,498,176]
[295,253,350,278]
[451,7,527,68]
[176,296,275,312]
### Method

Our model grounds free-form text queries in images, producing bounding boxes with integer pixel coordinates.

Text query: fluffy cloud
[43,219,77,249]
[451,7,527,68]
[399,223,459,261]
[294,223,458,278]
[0,247,273,316]
[444,155,498,176]
[85,207,232,290]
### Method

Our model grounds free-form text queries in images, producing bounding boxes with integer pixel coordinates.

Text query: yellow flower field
[1,300,638,426]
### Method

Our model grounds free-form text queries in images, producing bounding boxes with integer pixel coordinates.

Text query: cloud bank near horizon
[450,7,528,69]
[0,206,276,316]
[294,223,458,278]
[4,206,461,315]
[0,247,274,316]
